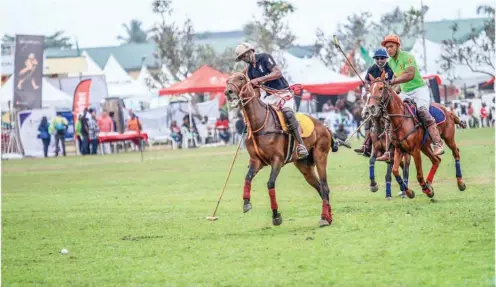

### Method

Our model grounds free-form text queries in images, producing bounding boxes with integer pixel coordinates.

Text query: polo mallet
[339,115,372,146]
[206,133,245,221]
[332,35,366,85]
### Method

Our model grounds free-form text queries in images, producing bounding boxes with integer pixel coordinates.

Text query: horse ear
[380,70,386,80]
[368,73,374,82]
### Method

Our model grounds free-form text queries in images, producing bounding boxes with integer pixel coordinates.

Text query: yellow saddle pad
[273,107,315,138]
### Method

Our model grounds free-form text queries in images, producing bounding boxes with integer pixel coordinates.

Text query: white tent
[137,64,160,92]
[282,52,357,85]
[0,77,73,111]
[103,54,150,99]
[410,37,493,87]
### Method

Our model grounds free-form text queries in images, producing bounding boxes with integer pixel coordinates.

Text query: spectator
[480,103,489,127]
[50,112,68,157]
[97,111,113,154]
[334,123,349,142]
[235,114,245,148]
[75,114,83,154]
[127,111,142,149]
[322,99,334,113]
[109,111,117,132]
[215,113,231,144]
[88,109,99,154]
[81,109,90,155]
[170,120,182,148]
[38,116,51,158]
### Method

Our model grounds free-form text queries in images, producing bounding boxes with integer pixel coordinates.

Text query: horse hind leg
[267,158,283,226]
[420,145,441,198]
[294,161,321,198]
[243,159,262,213]
[392,148,415,198]
[445,137,466,191]
[314,147,332,227]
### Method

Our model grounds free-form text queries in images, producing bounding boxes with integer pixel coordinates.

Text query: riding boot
[417,106,444,155]
[354,126,372,156]
[282,108,309,159]
[376,120,392,162]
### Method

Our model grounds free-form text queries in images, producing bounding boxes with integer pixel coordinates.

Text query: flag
[72,79,92,138]
[360,46,374,66]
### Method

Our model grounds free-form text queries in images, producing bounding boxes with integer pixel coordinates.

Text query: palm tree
[117,20,150,44]
[3,31,73,49]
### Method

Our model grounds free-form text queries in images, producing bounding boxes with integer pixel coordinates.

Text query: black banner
[13,35,44,110]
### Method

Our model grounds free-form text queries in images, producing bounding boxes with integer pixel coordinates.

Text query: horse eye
[239,76,243,80]
[379,87,384,91]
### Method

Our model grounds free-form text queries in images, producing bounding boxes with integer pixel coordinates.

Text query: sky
[1,0,492,48]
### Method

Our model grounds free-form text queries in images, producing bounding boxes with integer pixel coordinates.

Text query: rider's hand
[250,78,262,86]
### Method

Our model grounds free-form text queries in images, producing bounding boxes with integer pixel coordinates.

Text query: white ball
[61,248,69,255]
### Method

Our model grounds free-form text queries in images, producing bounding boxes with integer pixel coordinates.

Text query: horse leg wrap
[268,188,278,210]
[455,160,462,178]
[243,180,251,200]
[427,165,439,184]
[369,164,375,180]
[395,175,407,191]
[321,201,331,219]
[385,181,392,197]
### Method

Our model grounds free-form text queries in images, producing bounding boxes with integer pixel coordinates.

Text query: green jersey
[388,50,425,93]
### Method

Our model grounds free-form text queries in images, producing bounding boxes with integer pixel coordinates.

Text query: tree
[117,19,150,44]
[3,31,73,49]
[315,11,373,75]
[439,5,495,81]
[243,0,296,74]
[371,5,428,40]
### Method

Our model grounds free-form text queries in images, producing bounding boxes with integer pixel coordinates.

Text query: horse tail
[450,110,467,129]
[326,126,340,153]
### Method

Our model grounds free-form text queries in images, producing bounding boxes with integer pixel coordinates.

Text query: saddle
[269,105,315,138]
[403,99,446,126]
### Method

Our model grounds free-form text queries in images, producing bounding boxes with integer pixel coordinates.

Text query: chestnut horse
[368,116,411,199]
[224,72,335,227]
[367,73,467,199]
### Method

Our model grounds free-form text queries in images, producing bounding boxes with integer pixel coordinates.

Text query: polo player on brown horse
[224,42,337,227]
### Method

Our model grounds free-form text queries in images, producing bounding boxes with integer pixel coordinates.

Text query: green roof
[44,17,488,71]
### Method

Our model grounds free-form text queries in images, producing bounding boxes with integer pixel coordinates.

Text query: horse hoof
[385,196,393,201]
[458,181,466,191]
[370,184,379,193]
[272,213,283,226]
[405,189,415,199]
[319,219,330,227]
[243,203,252,213]
[422,184,435,198]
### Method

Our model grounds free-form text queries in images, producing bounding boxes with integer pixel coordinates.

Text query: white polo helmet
[235,42,255,61]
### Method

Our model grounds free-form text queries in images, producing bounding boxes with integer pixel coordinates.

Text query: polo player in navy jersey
[235,42,309,159]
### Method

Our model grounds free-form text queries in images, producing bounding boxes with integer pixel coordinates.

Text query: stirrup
[297,145,309,159]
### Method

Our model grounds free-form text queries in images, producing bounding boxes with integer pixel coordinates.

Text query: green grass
[2,128,494,287]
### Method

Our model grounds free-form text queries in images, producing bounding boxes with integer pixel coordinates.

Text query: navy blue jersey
[365,63,394,83]
[247,53,289,90]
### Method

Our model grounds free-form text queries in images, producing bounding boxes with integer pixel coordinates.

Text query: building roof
[43,17,488,72]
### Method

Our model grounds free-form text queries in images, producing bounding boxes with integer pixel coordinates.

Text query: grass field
[2,128,495,287]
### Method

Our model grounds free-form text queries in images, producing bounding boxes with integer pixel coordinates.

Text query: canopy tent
[68,51,104,77]
[103,54,150,99]
[0,77,73,111]
[409,37,493,87]
[282,52,362,95]
[158,65,229,96]
[138,64,161,92]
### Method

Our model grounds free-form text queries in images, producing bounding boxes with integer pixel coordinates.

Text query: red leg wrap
[321,201,330,219]
[427,165,439,184]
[268,188,278,210]
[243,180,251,200]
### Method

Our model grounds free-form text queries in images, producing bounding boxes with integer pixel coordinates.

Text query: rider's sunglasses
[375,57,387,60]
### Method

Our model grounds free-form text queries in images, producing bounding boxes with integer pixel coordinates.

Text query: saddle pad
[405,103,446,125]
[272,105,315,138]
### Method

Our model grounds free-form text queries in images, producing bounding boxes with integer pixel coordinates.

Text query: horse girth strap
[241,108,270,166]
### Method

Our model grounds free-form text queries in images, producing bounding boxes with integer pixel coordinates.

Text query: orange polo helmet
[381,34,401,47]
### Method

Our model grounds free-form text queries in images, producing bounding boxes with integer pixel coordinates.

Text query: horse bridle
[226,73,260,107]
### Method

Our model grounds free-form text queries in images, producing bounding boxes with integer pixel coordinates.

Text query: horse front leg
[369,155,379,192]
[267,158,283,226]
[243,159,262,213]
[385,162,393,199]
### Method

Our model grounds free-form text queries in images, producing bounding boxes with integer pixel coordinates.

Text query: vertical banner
[13,35,45,110]
[72,79,92,137]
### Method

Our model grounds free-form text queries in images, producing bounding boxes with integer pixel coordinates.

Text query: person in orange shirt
[97,111,114,154]
[127,112,142,148]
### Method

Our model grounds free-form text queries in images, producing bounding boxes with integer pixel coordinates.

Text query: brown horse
[368,116,411,198]
[367,73,467,199]
[224,72,335,227]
